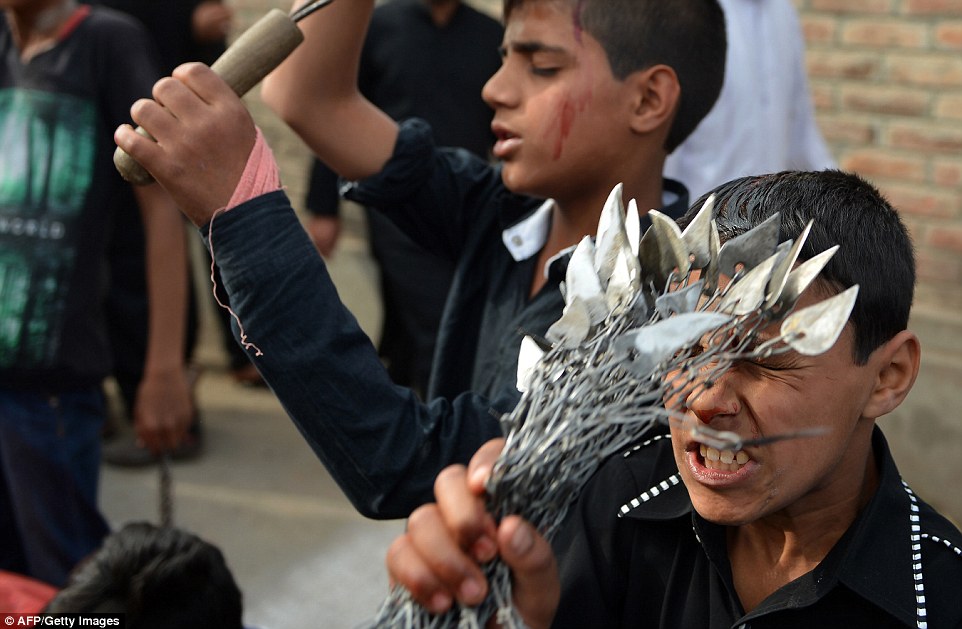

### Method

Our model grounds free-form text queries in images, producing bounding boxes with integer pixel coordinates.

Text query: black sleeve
[305,157,342,218]
[202,191,506,518]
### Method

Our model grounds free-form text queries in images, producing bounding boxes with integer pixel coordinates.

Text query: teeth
[698,444,751,472]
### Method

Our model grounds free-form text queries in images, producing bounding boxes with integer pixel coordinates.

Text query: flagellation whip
[113,0,336,185]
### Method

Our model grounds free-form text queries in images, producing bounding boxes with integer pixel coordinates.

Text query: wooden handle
[114,9,304,185]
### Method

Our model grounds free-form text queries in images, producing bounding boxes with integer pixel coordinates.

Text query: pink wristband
[226,126,282,211]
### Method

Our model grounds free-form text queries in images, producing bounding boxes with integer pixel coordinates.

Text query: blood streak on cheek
[552,98,577,160]
[549,90,591,160]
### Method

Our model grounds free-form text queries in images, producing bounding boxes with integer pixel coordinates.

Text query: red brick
[841,20,927,48]
[936,22,962,49]
[818,117,877,144]
[933,159,962,187]
[905,0,962,15]
[809,82,836,111]
[889,122,962,153]
[914,286,962,317]
[842,150,927,182]
[810,0,893,13]
[885,183,960,219]
[915,250,962,286]
[807,50,881,79]
[928,226,962,253]
[840,84,930,116]
[935,93,962,120]
[889,54,962,87]
[801,15,838,44]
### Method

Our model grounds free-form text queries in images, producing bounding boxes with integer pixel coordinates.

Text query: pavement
[99,214,405,629]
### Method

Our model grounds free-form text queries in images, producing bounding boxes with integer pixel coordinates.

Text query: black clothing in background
[305,0,503,397]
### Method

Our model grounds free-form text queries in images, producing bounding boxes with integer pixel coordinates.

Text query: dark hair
[44,523,243,629]
[502,0,726,152]
[680,170,916,364]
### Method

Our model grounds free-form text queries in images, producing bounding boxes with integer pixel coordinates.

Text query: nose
[482,63,517,110]
[685,373,739,425]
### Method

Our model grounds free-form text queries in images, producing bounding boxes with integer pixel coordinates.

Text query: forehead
[502,0,616,76]
[503,0,585,47]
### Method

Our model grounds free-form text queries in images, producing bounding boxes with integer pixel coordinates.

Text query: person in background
[664,0,835,201]
[97,0,236,466]
[0,0,192,585]
[304,0,502,398]
[44,522,244,629]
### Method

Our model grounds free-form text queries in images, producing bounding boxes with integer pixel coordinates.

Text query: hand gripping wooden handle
[114,8,305,185]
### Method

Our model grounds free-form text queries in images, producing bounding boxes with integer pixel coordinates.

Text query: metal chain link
[159,454,173,528]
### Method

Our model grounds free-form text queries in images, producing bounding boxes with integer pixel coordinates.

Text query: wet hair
[680,170,916,365]
[44,522,243,629]
[502,0,726,152]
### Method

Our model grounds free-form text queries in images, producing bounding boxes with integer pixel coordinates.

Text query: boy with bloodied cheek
[114,0,726,519]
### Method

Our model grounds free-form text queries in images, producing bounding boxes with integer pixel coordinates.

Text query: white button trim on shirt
[618,472,682,517]
[921,533,962,557]
[902,480,929,628]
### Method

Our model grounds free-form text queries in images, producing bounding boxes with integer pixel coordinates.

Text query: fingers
[306,216,341,258]
[387,502,488,614]
[171,62,236,104]
[435,464,500,566]
[135,410,179,454]
[132,374,194,454]
[466,437,506,494]
[115,62,256,223]
[385,533,453,614]
[384,441,560,627]
[385,453,505,615]
[497,516,560,629]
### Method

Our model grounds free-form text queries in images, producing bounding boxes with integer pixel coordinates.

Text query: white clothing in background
[664,0,836,202]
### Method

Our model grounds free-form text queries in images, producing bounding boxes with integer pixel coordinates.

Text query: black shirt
[306,0,503,217]
[552,426,962,628]
[0,7,159,389]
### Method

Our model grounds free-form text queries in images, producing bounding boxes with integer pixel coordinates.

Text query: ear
[863,330,921,419]
[625,64,680,137]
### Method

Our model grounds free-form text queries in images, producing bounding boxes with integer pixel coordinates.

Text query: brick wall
[796,0,962,523]
[230,0,962,523]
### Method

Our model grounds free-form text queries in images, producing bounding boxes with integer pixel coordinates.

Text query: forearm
[260,0,396,179]
[204,193,504,518]
[135,183,189,377]
[132,183,193,452]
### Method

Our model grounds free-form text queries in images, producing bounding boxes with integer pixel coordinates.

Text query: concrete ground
[99,215,404,629]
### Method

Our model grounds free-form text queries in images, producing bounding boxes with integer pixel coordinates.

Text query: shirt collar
[500,178,691,263]
[832,427,932,626]
[502,199,554,262]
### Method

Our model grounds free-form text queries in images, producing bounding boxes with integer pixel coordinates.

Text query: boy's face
[668,286,880,527]
[483,1,639,201]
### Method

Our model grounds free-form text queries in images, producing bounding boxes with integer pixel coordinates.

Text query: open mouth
[492,129,521,159]
[698,443,751,472]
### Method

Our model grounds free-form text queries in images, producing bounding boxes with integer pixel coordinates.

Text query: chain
[159,454,174,528]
